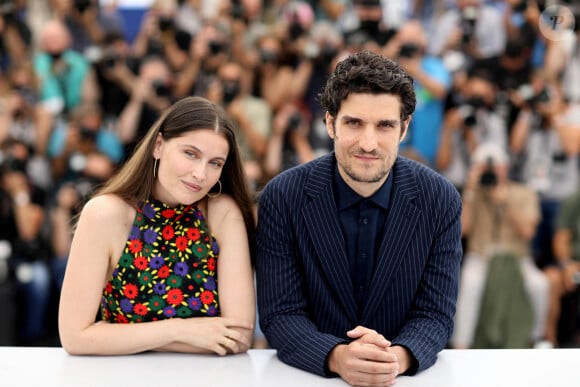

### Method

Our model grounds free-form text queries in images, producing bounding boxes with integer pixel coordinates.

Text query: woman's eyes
[184,151,223,168]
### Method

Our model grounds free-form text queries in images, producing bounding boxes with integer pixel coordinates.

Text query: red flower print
[105,283,113,294]
[133,303,148,316]
[116,315,129,324]
[134,256,148,270]
[175,236,189,251]
[167,288,184,306]
[207,258,216,271]
[161,208,175,218]
[129,239,143,254]
[123,283,138,299]
[200,290,214,305]
[187,228,200,241]
[162,225,174,240]
[158,265,170,278]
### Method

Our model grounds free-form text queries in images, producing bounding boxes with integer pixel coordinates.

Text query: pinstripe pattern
[256,153,462,376]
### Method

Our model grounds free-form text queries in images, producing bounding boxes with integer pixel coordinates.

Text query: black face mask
[222,80,240,105]
[259,49,278,64]
[49,51,64,61]
[79,126,97,142]
[359,20,380,35]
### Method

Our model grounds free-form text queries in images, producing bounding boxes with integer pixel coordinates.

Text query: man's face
[326,92,410,196]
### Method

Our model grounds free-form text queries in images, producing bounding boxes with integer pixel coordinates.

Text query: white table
[0,347,577,386]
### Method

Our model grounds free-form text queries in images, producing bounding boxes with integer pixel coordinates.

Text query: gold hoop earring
[153,158,159,178]
[207,180,222,198]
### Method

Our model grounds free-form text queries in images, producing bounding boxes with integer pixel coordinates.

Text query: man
[452,143,548,349]
[387,20,451,167]
[256,51,462,386]
[33,19,97,118]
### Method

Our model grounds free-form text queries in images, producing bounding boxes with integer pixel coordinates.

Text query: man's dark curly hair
[318,51,416,120]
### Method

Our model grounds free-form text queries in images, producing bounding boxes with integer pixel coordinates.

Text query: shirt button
[362,218,368,225]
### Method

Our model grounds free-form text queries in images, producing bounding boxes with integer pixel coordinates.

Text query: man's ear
[400,115,412,143]
[325,111,335,139]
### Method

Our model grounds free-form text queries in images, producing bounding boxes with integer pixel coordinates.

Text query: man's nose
[359,125,378,152]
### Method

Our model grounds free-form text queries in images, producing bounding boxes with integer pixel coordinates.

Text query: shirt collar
[334,163,393,211]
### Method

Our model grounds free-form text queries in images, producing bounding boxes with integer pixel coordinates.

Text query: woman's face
[153,129,229,206]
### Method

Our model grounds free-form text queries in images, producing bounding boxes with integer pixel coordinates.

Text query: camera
[518,84,550,107]
[458,95,486,128]
[0,151,26,175]
[230,0,244,19]
[208,41,225,55]
[512,0,527,13]
[101,50,118,70]
[13,85,37,106]
[479,157,498,188]
[398,43,420,58]
[0,0,16,21]
[460,6,478,45]
[158,16,174,32]
[74,0,92,14]
[286,113,302,132]
[355,0,382,6]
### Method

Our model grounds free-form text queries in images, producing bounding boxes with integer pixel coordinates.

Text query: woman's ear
[153,132,163,158]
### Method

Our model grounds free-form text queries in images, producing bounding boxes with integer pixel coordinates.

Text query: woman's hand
[175,317,254,356]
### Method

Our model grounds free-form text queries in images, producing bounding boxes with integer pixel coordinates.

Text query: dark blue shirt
[334,164,393,316]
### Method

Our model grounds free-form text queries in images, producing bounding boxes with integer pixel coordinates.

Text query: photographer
[205,61,272,192]
[0,61,54,190]
[0,0,31,71]
[46,102,119,190]
[131,0,190,72]
[263,103,315,178]
[429,0,505,73]
[436,68,507,191]
[452,143,549,349]
[116,56,174,159]
[93,31,139,127]
[343,0,397,49]
[387,20,451,167]
[545,190,580,346]
[0,138,52,345]
[510,76,580,265]
[510,76,580,346]
[33,19,98,118]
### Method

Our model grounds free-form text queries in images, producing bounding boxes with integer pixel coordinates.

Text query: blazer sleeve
[255,181,345,377]
[391,183,463,373]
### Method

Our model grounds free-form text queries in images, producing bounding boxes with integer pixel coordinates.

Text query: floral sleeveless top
[100,198,220,323]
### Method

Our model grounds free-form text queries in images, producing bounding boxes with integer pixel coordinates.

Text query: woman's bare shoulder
[207,194,243,219]
[80,194,135,224]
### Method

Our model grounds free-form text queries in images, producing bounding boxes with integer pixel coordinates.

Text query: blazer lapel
[361,158,421,323]
[303,155,358,324]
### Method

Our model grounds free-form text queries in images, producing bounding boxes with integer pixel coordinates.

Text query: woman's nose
[191,164,206,182]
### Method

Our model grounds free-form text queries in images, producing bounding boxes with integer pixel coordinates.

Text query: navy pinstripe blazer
[256,153,462,377]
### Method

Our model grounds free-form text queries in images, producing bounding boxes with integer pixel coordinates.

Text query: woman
[58,96,256,355]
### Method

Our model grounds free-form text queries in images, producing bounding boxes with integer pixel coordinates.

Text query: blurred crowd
[0,0,580,349]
